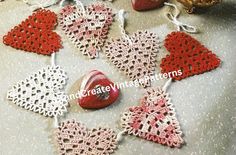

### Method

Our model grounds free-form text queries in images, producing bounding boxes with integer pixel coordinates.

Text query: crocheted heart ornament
[121,88,183,147]
[160,32,221,80]
[58,4,113,59]
[105,31,160,87]
[7,65,68,117]
[56,120,118,155]
[3,9,61,55]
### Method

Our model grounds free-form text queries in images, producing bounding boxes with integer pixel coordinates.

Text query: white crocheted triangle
[7,65,68,117]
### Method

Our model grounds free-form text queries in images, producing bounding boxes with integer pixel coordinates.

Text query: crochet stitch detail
[121,88,184,147]
[7,65,68,117]
[105,30,160,87]
[56,120,118,155]
[3,9,62,55]
[160,32,221,80]
[58,4,113,59]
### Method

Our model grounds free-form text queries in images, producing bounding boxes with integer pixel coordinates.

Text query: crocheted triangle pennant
[121,87,183,147]
[58,3,113,59]
[160,32,221,80]
[7,65,68,117]
[56,120,118,155]
[105,30,160,87]
[3,9,62,55]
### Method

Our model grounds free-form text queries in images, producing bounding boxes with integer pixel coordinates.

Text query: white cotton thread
[162,78,172,92]
[118,10,132,45]
[59,0,66,7]
[51,52,56,66]
[116,130,126,142]
[54,115,59,128]
[164,2,197,33]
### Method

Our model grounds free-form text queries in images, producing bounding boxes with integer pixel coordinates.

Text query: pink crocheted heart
[121,88,184,147]
[105,30,160,87]
[58,4,113,59]
[56,120,118,155]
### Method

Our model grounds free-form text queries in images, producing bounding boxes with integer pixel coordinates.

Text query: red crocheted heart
[121,88,183,147]
[3,9,62,55]
[160,32,221,80]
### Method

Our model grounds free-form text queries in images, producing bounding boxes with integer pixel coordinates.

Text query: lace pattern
[56,120,118,155]
[160,32,221,80]
[58,3,113,59]
[120,88,184,147]
[7,65,68,117]
[3,9,62,55]
[105,30,160,87]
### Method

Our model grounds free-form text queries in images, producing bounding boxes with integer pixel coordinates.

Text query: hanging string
[51,52,56,66]
[54,115,59,128]
[116,130,126,142]
[60,0,86,15]
[164,2,197,33]
[162,78,172,92]
[22,0,58,11]
[118,10,133,45]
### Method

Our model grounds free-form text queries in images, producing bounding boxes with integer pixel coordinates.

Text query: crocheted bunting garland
[121,88,183,147]
[56,120,118,155]
[160,32,221,80]
[3,9,62,55]
[7,65,68,117]
[58,3,113,59]
[105,30,160,87]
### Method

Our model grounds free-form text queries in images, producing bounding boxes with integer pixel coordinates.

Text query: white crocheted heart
[56,120,118,155]
[58,3,113,59]
[105,30,160,87]
[7,65,68,117]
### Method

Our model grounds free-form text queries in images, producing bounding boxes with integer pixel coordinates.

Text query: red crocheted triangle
[3,9,62,55]
[160,32,221,80]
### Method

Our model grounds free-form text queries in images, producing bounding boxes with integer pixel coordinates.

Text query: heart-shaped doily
[105,30,160,87]
[160,31,221,80]
[3,9,62,55]
[56,119,118,155]
[78,70,119,109]
[58,3,113,59]
[121,88,183,147]
[7,65,68,117]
